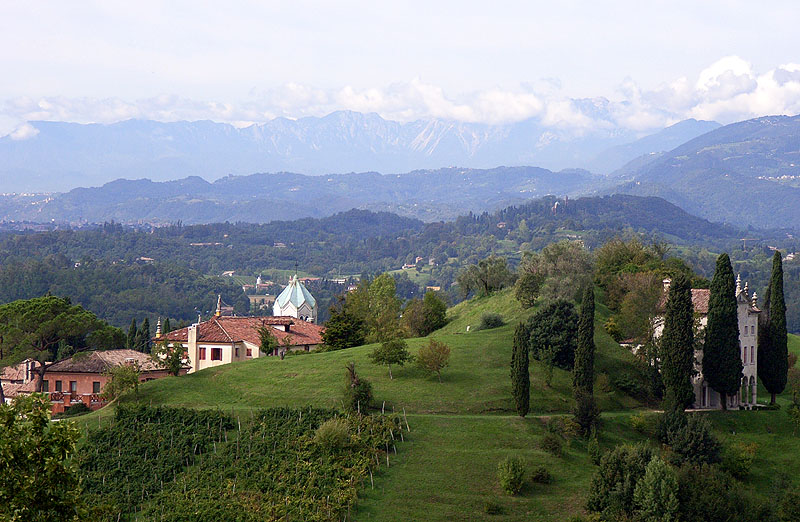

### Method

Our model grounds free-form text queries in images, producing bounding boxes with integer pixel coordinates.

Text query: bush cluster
[479,312,505,330]
[497,456,526,495]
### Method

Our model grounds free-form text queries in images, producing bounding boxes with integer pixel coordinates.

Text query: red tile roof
[161,316,324,347]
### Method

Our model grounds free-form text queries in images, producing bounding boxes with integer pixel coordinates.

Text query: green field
[77,292,800,521]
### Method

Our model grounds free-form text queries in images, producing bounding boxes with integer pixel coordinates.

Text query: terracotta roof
[161,316,324,347]
[2,380,37,398]
[0,359,35,382]
[48,349,166,374]
[691,289,710,314]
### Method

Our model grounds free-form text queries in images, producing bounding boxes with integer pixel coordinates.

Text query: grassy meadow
[73,291,800,521]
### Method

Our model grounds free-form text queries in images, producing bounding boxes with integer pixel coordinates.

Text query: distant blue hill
[0,111,718,192]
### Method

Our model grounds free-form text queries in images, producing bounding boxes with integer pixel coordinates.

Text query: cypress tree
[760,251,788,404]
[660,273,696,411]
[702,254,742,410]
[162,317,171,334]
[137,317,151,353]
[511,322,530,417]
[573,284,595,395]
[573,285,599,434]
[127,318,137,350]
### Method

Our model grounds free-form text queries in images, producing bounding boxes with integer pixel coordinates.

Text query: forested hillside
[617,114,800,228]
[0,196,797,331]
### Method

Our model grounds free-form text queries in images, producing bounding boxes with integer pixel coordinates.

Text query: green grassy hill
[77,293,800,521]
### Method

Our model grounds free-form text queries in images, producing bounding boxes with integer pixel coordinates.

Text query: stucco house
[2,349,184,413]
[655,275,760,410]
[160,315,324,374]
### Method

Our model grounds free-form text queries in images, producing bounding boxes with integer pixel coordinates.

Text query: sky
[2,1,800,137]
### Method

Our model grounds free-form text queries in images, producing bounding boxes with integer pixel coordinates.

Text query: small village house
[2,349,185,413]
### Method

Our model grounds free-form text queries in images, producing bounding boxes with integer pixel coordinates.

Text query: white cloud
[2,56,800,138]
[9,122,39,140]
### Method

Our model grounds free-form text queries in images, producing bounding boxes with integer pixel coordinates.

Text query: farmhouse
[656,275,760,410]
[0,349,184,413]
[160,315,323,374]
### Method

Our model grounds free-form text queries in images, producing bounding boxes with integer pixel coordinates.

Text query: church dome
[273,275,317,322]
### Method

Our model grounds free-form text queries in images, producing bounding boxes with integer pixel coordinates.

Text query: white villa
[273,274,318,323]
[656,275,760,410]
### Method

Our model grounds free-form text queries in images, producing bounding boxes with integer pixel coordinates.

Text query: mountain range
[2,111,800,230]
[0,166,595,224]
[0,112,718,193]
[614,114,800,229]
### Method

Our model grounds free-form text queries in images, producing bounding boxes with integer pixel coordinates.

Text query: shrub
[314,417,351,450]
[633,457,679,522]
[656,408,687,443]
[630,411,658,437]
[343,362,373,413]
[483,500,503,515]
[530,465,553,484]
[539,432,563,457]
[586,443,654,518]
[721,441,757,479]
[479,312,505,330]
[604,316,623,342]
[588,434,602,465]
[58,402,92,418]
[675,464,751,521]
[667,414,721,466]
[497,456,526,495]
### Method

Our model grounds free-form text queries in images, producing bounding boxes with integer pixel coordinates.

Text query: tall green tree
[528,299,578,370]
[135,317,151,353]
[322,303,366,350]
[573,285,599,434]
[0,296,124,392]
[511,322,530,417]
[126,318,137,350]
[702,254,742,410]
[369,338,412,379]
[660,273,696,411]
[760,251,788,404]
[162,317,171,334]
[0,394,84,520]
[456,255,514,298]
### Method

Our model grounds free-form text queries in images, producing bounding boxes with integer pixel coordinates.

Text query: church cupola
[273,274,318,323]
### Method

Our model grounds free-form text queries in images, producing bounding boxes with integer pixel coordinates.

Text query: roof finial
[752,291,758,308]
[736,274,742,294]
[215,294,222,317]
[155,317,162,338]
